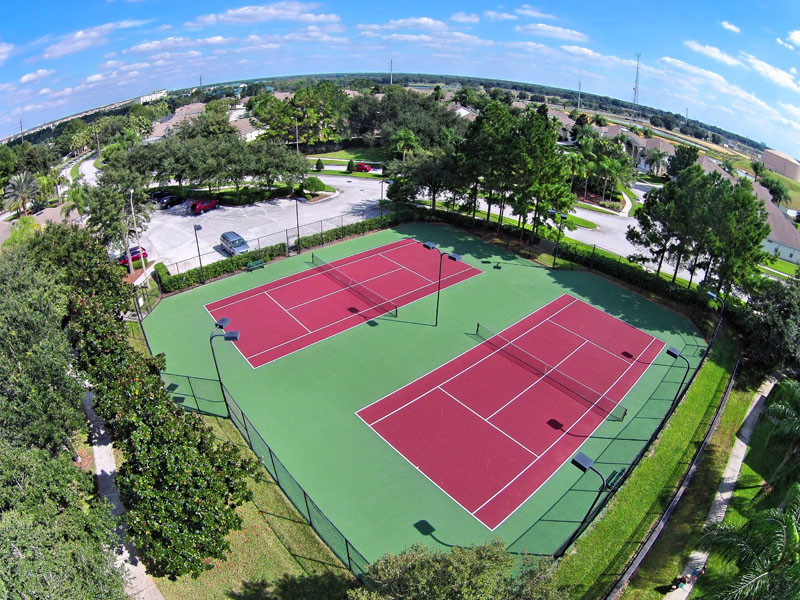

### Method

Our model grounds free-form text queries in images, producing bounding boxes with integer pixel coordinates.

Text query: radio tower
[632,52,641,121]
[389,59,393,85]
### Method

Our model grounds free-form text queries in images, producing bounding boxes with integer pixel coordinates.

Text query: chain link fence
[162,372,370,581]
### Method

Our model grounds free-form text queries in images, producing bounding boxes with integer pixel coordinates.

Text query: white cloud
[560,45,637,68]
[125,36,235,53]
[381,31,493,48]
[450,12,479,24]
[38,88,51,95]
[788,30,800,46]
[516,23,588,42]
[684,40,744,67]
[720,21,740,33]
[0,42,13,66]
[357,17,448,32]
[19,69,55,84]
[777,38,795,50]
[121,62,150,71]
[779,102,800,122]
[0,83,15,93]
[85,73,105,83]
[284,25,348,43]
[515,5,556,19]
[186,2,339,28]
[158,24,171,31]
[505,41,547,51]
[50,87,74,98]
[484,10,517,21]
[740,53,800,93]
[43,20,149,58]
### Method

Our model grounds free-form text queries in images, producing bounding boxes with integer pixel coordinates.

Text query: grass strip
[317,169,383,179]
[155,415,355,600]
[763,256,799,276]
[620,358,754,600]
[576,201,617,215]
[554,328,738,599]
[308,148,388,163]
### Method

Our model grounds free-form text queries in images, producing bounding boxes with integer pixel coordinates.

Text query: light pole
[707,290,725,328]
[295,196,301,249]
[666,346,691,408]
[294,116,300,154]
[568,452,608,546]
[210,317,240,417]
[423,242,461,327]
[194,224,205,284]
[129,188,144,271]
[547,210,568,268]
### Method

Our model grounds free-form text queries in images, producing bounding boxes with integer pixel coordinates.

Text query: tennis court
[205,238,482,367]
[357,293,665,529]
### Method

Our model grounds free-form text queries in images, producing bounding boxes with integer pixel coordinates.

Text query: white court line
[265,292,310,332]
[485,340,589,420]
[380,250,435,283]
[438,387,538,458]
[244,266,481,362]
[473,336,661,527]
[282,266,405,311]
[207,238,418,312]
[547,318,639,365]
[365,297,579,427]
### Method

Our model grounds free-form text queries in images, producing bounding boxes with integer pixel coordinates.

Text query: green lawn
[554,329,737,599]
[692,398,790,597]
[576,202,617,215]
[154,416,355,600]
[145,222,703,565]
[621,348,754,600]
[764,255,799,277]
[308,148,388,163]
[317,169,383,179]
[70,157,87,181]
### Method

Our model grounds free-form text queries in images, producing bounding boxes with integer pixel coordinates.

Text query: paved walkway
[83,392,165,600]
[663,376,773,599]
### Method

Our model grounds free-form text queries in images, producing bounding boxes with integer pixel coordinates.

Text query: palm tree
[3,171,40,217]
[644,148,668,175]
[763,380,800,490]
[751,160,766,183]
[698,483,800,600]
[565,152,586,192]
[60,183,90,220]
[391,128,420,161]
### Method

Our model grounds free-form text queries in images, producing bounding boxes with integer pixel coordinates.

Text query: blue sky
[2,1,800,157]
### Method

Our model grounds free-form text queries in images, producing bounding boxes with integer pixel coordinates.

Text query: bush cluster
[154,242,287,293]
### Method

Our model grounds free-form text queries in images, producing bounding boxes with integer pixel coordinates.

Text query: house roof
[696,155,800,250]
[230,117,261,136]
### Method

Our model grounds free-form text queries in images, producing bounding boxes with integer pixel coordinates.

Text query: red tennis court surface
[205,239,481,368]
[357,294,665,529]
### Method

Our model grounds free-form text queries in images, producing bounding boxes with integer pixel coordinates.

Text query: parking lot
[139,176,385,273]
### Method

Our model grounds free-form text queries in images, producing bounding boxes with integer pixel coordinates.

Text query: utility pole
[389,59,393,85]
[19,119,23,142]
[633,52,641,122]
[577,80,581,111]
[199,75,202,88]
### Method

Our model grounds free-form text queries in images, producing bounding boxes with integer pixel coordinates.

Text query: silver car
[220,231,251,256]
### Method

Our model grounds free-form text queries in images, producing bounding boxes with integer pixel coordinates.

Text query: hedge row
[297,210,415,249]
[153,242,287,293]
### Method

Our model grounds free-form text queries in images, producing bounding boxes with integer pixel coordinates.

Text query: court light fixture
[567,451,609,549]
[707,290,725,329]
[423,242,462,326]
[666,346,691,408]
[194,224,205,284]
[210,318,240,417]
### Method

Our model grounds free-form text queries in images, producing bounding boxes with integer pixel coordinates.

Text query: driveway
[139,175,384,273]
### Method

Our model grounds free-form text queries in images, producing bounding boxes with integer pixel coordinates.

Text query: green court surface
[144,222,706,561]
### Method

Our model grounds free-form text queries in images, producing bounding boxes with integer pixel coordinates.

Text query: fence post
[186,376,200,413]
[345,540,353,571]
[285,229,290,256]
[303,490,312,520]
[320,220,324,246]
[268,448,279,482]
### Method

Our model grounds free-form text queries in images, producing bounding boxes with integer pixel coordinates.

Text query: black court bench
[245,259,265,271]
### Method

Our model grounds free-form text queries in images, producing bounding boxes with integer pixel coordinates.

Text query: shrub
[315,158,324,172]
[304,176,326,193]
[154,242,287,293]
[346,159,355,172]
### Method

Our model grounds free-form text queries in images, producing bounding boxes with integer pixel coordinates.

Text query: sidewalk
[663,376,774,599]
[83,392,165,600]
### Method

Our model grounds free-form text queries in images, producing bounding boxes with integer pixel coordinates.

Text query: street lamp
[194,224,205,284]
[210,317,240,417]
[423,242,461,327]
[129,188,144,273]
[567,452,609,547]
[547,209,568,268]
[666,346,691,408]
[707,290,726,328]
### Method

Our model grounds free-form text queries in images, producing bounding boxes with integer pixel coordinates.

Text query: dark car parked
[188,198,218,215]
[155,194,182,209]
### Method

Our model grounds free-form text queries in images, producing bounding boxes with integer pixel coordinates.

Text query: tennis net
[475,322,626,421]
[311,253,398,318]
